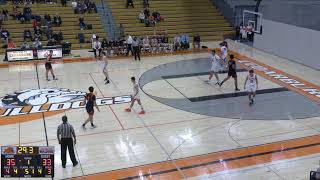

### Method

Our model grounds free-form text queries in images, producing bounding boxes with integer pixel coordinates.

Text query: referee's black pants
[133,46,140,60]
[61,138,77,166]
[126,44,133,56]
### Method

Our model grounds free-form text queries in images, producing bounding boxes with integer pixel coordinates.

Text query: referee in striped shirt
[57,115,78,168]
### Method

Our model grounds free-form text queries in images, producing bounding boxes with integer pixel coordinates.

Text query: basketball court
[0,39,319,180]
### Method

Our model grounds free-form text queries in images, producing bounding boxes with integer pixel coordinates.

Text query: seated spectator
[2,10,8,21]
[88,2,97,13]
[79,16,86,30]
[92,37,102,58]
[173,34,180,51]
[45,28,53,40]
[0,13,3,26]
[23,5,32,22]
[32,19,41,29]
[17,12,25,23]
[10,5,18,20]
[193,34,201,49]
[143,8,150,19]
[143,0,149,8]
[180,33,189,49]
[32,38,42,49]
[126,0,134,8]
[34,26,42,40]
[142,36,150,53]
[7,38,16,49]
[145,15,155,27]
[138,10,145,23]
[61,0,67,7]
[47,39,55,46]
[57,30,63,43]
[23,29,33,41]
[53,14,62,26]
[101,38,108,49]
[152,10,161,22]
[44,13,52,24]
[0,28,9,41]
[20,41,30,49]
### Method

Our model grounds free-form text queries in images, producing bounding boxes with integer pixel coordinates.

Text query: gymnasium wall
[253,1,320,70]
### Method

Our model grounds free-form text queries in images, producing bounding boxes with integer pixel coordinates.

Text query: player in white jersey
[220,42,228,65]
[101,52,110,84]
[125,77,145,114]
[206,50,222,85]
[244,69,258,105]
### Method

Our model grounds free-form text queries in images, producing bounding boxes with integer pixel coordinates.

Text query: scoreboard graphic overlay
[1,146,54,178]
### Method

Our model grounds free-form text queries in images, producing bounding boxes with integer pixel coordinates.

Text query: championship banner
[7,50,34,61]
[37,48,62,59]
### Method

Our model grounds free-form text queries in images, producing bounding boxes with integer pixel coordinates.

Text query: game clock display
[1,146,54,178]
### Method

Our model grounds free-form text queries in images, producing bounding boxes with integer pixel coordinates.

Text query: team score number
[17,146,34,154]
[6,158,16,166]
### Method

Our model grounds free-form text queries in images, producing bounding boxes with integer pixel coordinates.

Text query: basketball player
[82,86,100,129]
[206,50,222,85]
[219,42,228,68]
[101,52,110,84]
[45,50,57,81]
[219,54,240,91]
[125,77,145,114]
[244,69,258,105]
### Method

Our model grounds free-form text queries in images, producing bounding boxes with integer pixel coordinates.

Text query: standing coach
[57,115,78,168]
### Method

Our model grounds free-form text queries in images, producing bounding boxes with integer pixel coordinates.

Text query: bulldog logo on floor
[0,88,132,117]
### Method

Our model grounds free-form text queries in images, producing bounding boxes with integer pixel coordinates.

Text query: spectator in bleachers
[193,34,201,49]
[53,14,62,26]
[47,39,56,46]
[126,0,134,8]
[46,28,53,40]
[142,36,150,53]
[34,26,42,40]
[61,0,67,7]
[143,0,149,8]
[44,13,52,24]
[101,38,108,50]
[57,30,63,43]
[23,29,33,41]
[0,28,9,42]
[23,5,32,22]
[173,34,180,51]
[152,9,161,22]
[79,16,86,30]
[20,41,30,49]
[17,12,25,23]
[32,18,41,29]
[138,10,145,23]
[10,5,18,20]
[88,2,97,13]
[180,33,189,49]
[2,10,8,21]
[143,8,150,19]
[7,38,16,49]
[32,38,42,49]
[145,15,155,27]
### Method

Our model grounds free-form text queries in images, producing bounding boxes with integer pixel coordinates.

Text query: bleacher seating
[0,2,106,55]
[107,0,234,42]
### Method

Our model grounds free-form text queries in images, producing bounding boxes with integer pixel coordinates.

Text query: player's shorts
[246,84,257,93]
[228,70,237,78]
[210,64,219,73]
[45,63,52,70]
[86,107,94,115]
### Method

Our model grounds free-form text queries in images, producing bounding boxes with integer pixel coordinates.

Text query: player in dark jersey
[45,50,57,81]
[82,86,100,129]
[219,54,240,91]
